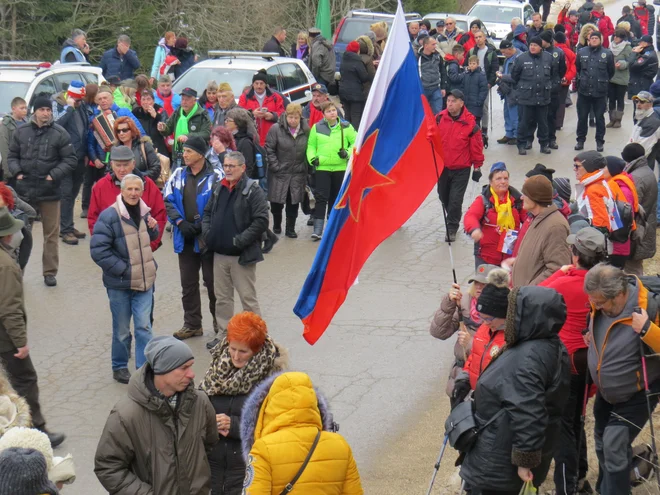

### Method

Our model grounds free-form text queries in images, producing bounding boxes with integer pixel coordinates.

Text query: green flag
[315,0,332,39]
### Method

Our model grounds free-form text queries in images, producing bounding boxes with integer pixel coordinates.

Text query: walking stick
[573,371,591,495]
[638,328,660,487]
[426,433,449,495]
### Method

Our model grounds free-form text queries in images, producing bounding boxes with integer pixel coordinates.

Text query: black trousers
[556,85,570,129]
[341,100,365,131]
[541,0,552,20]
[437,167,471,234]
[577,94,607,144]
[314,170,344,220]
[517,104,549,146]
[270,191,299,220]
[82,165,106,210]
[177,242,216,329]
[607,83,626,112]
[0,352,45,428]
[547,92,560,142]
[60,157,86,234]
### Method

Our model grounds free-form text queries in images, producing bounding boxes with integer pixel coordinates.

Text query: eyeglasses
[223,164,242,170]
[480,314,496,323]
[445,22,454,25]
[117,128,130,134]
[573,163,583,171]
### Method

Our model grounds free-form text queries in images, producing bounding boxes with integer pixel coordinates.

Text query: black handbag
[280,429,322,494]
[445,401,504,453]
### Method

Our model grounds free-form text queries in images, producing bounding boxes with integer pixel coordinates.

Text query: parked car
[332,10,422,71]
[171,51,316,105]
[467,0,535,41]
[0,61,102,115]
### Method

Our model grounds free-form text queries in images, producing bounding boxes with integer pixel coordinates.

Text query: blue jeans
[424,87,444,115]
[503,99,519,139]
[107,287,154,371]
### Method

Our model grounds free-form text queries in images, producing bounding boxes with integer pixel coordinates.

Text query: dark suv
[333,10,421,72]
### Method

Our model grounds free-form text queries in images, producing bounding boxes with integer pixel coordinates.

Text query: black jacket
[466,44,500,86]
[56,103,92,159]
[208,394,248,495]
[527,25,545,40]
[133,104,169,159]
[129,137,161,181]
[545,45,567,93]
[7,117,77,203]
[460,286,570,492]
[462,68,488,118]
[234,131,257,179]
[171,47,196,79]
[339,51,371,103]
[263,36,287,57]
[202,174,269,266]
[575,45,615,98]
[511,50,555,106]
[444,55,464,93]
[617,14,643,39]
[628,46,659,97]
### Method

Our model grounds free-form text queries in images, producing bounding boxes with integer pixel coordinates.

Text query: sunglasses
[481,314,496,323]
[573,163,583,171]
[117,128,130,134]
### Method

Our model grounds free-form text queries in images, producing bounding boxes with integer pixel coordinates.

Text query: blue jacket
[100,47,141,81]
[513,25,528,53]
[462,68,488,118]
[90,197,158,291]
[154,92,181,116]
[163,161,223,253]
[60,39,87,63]
[87,105,146,162]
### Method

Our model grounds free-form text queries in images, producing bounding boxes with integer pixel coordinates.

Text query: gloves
[338,149,349,160]
[177,220,198,239]
[472,168,482,183]
[450,379,471,410]
[311,157,320,168]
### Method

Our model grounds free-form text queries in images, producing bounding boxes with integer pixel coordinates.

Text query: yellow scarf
[490,187,515,231]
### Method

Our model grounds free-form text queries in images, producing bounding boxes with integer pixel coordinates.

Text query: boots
[285,217,297,238]
[606,110,615,128]
[311,218,324,241]
[612,110,623,128]
[272,211,282,234]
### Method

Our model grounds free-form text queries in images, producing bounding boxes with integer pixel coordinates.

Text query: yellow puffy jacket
[241,372,363,494]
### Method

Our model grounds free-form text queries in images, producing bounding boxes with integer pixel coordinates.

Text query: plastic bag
[519,480,537,495]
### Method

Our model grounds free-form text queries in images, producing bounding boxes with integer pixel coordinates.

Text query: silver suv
[468,0,536,41]
[0,61,102,114]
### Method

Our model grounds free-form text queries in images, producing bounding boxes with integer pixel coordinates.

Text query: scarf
[490,187,515,231]
[470,297,483,325]
[609,40,629,57]
[175,103,198,143]
[297,45,307,59]
[199,335,277,396]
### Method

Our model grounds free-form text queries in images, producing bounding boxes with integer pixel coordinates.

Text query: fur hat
[476,269,510,319]
[522,175,554,206]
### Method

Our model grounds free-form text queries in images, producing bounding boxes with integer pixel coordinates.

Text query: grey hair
[226,107,252,132]
[584,262,628,299]
[511,17,522,26]
[225,151,246,166]
[72,29,86,40]
[120,174,143,191]
[118,34,131,44]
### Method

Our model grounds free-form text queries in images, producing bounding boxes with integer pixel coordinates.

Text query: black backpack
[609,199,634,243]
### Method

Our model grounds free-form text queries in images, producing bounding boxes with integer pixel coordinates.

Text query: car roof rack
[207,51,279,60]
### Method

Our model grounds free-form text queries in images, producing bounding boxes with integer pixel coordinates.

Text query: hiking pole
[573,371,591,495]
[426,433,449,495]
[637,317,660,487]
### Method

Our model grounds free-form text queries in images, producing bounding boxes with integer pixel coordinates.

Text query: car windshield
[338,18,391,43]
[0,82,30,113]
[469,5,519,23]
[173,68,256,98]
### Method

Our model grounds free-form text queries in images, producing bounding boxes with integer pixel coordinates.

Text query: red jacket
[557,42,577,84]
[437,107,484,170]
[238,88,285,146]
[463,324,505,389]
[558,10,579,48]
[459,32,476,54]
[539,268,589,358]
[634,6,650,34]
[463,187,524,265]
[591,12,615,48]
[88,173,167,251]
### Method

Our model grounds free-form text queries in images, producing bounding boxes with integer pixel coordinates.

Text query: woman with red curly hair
[199,311,287,495]
[113,116,162,181]
[206,126,236,170]
[0,182,36,270]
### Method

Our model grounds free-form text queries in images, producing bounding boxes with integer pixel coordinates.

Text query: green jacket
[0,243,27,354]
[0,115,25,179]
[113,88,132,109]
[306,119,357,172]
[610,41,632,86]
[159,105,212,145]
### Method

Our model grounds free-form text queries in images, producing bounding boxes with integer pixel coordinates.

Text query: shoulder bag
[280,429,322,494]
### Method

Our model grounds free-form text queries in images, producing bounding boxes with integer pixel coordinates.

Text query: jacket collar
[113,194,151,220]
[579,169,606,186]
[530,203,560,226]
[246,86,273,100]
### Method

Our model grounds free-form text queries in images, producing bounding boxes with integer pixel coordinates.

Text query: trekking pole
[489,89,493,134]
[426,433,449,495]
[573,371,591,495]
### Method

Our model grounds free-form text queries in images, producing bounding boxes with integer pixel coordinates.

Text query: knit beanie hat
[67,80,86,100]
[522,175,554,206]
[252,69,268,84]
[529,36,543,47]
[621,142,646,163]
[554,24,566,33]
[476,269,510,319]
[0,447,58,495]
[145,336,194,375]
[606,156,626,176]
[575,150,606,172]
[650,80,660,98]
[32,96,52,112]
[182,136,208,157]
[346,41,360,53]
[554,32,567,44]
[540,30,554,44]
[553,177,572,203]
[590,31,603,40]
[526,163,556,181]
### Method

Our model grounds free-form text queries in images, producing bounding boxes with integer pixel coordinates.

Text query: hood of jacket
[504,286,567,347]
[62,38,78,49]
[240,372,334,462]
[513,24,527,37]
[1,115,22,130]
[312,35,333,51]
[357,35,374,57]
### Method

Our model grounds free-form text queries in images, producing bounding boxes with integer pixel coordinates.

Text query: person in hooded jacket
[621,143,657,275]
[445,45,467,94]
[591,3,615,48]
[308,28,337,89]
[170,37,196,80]
[459,285,570,495]
[512,24,529,52]
[240,371,363,494]
[628,35,658,99]
[339,41,372,129]
[199,312,287,495]
[150,32,176,83]
[225,108,259,179]
[633,0,655,35]
[607,29,632,128]
[524,163,571,218]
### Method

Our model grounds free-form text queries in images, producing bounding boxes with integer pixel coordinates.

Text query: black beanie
[555,32,567,44]
[476,269,510,319]
[530,36,543,47]
[252,69,268,84]
[0,447,58,495]
[621,143,646,163]
[540,30,554,44]
[32,95,52,112]
[575,150,606,173]
[606,156,626,176]
[182,135,208,157]
[555,24,566,34]
[526,163,556,182]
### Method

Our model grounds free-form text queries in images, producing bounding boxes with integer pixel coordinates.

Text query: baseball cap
[633,91,654,103]
[468,264,500,284]
[106,75,121,86]
[500,39,513,49]
[180,87,198,97]
[436,19,445,27]
[567,227,607,256]
[449,89,465,100]
[311,82,328,94]
[640,35,654,44]
[568,9,578,16]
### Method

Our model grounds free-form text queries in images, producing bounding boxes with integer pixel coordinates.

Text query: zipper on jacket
[136,219,147,290]
[592,315,631,390]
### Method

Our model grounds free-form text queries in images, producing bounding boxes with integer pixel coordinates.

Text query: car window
[81,72,99,85]
[456,20,469,32]
[278,63,307,90]
[173,68,259,98]
[338,18,391,43]
[32,77,57,100]
[469,5,520,23]
[55,72,83,92]
[0,82,30,114]
[266,66,281,90]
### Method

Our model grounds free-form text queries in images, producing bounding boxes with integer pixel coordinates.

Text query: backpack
[479,186,523,223]
[250,139,269,180]
[609,199,634,243]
